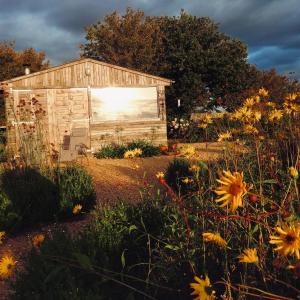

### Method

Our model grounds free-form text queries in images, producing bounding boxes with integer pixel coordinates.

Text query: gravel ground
[0,142,223,299]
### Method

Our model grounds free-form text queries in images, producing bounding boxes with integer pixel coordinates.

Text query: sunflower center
[229,183,242,196]
[7,263,12,270]
[285,234,296,244]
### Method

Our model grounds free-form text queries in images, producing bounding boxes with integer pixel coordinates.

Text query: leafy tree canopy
[81,9,299,115]
[0,41,49,82]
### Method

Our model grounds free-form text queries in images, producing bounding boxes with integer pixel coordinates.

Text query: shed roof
[1,58,172,88]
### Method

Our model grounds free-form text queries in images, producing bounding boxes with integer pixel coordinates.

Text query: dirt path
[0,142,223,299]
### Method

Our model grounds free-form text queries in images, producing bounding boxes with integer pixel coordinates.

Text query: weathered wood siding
[7,59,171,89]
[2,59,170,160]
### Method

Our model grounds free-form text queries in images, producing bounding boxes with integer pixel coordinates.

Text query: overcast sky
[0,0,299,79]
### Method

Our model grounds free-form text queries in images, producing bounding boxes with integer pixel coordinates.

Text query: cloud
[0,0,299,78]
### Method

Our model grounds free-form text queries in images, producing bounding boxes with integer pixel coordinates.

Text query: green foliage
[0,190,18,230]
[165,158,194,194]
[0,165,96,229]
[126,140,161,157]
[94,144,126,159]
[51,165,96,216]
[1,167,59,227]
[94,140,160,159]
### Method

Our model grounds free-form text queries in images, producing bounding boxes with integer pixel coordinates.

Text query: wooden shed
[0,58,172,161]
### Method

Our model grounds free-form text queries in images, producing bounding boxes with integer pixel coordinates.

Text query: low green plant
[165,158,194,195]
[1,167,60,227]
[94,144,126,159]
[94,140,160,159]
[51,165,96,216]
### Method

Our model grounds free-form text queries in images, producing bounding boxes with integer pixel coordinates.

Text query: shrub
[51,165,96,217]
[0,190,18,230]
[95,140,160,159]
[126,140,161,157]
[94,144,126,159]
[1,167,60,227]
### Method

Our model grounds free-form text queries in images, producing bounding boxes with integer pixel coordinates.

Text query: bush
[94,140,160,159]
[51,165,96,216]
[1,167,60,227]
[0,190,18,230]
[94,143,126,159]
[127,140,161,157]
[0,165,96,229]
[11,199,192,300]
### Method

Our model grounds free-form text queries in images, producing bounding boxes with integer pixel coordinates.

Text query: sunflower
[289,166,298,179]
[268,109,283,122]
[285,93,298,101]
[214,170,249,212]
[243,97,255,107]
[32,234,45,248]
[238,248,259,264]
[269,222,300,258]
[0,231,5,244]
[217,131,232,142]
[156,172,165,179]
[0,254,17,278]
[258,87,269,97]
[243,124,259,135]
[190,275,216,300]
[72,204,82,215]
[202,232,227,248]
[182,177,194,184]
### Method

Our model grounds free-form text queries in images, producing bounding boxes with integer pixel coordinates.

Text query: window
[91,87,158,122]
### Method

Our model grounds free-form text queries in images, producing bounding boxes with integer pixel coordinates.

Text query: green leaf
[121,249,127,268]
[198,161,208,170]
[262,179,278,184]
[165,244,180,251]
[251,224,259,234]
[128,225,137,234]
[73,252,93,270]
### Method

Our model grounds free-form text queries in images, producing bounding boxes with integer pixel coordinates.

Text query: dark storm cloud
[0,0,299,78]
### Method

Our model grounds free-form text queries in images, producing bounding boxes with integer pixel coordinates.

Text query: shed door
[51,88,89,161]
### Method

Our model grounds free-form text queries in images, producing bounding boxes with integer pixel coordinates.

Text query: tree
[81,8,163,74]
[80,9,269,115]
[0,41,49,82]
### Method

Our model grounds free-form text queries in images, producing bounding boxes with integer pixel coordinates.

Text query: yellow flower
[269,222,300,258]
[190,275,216,300]
[285,93,298,101]
[217,131,232,142]
[289,166,298,179]
[215,170,249,212]
[268,109,283,122]
[0,231,5,244]
[156,172,165,179]
[198,114,213,129]
[266,101,276,108]
[189,164,200,172]
[182,177,194,184]
[238,248,259,264]
[132,148,142,157]
[124,148,143,158]
[32,234,45,248]
[243,97,255,107]
[179,145,195,158]
[202,232,227,248]
[258,87,269,97]
[253,111,262,122]
[72,204,82,214]
[283,102,300,114]
[0,254,17,278]
[243,124,258,135]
